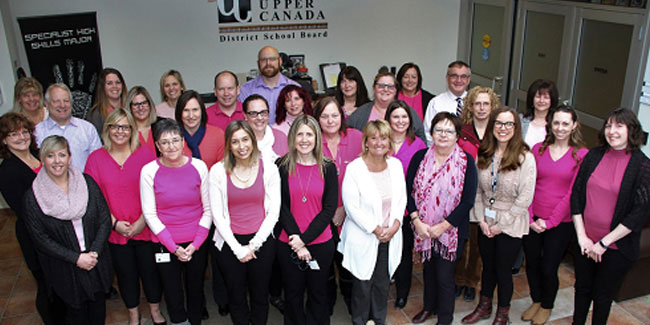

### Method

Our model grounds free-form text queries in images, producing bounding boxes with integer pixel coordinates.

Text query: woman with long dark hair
[334,66,370,116]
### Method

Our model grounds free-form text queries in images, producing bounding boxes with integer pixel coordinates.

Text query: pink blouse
[399,90,424,121]
[322,128,363,207]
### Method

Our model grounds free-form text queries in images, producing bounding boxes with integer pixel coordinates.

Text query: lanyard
[489,156,499,206]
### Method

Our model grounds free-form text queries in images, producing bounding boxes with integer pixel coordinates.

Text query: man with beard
[238,46,300,125]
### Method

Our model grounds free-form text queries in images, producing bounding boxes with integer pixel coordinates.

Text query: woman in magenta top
[521,106,588,324]
[209,121,281,325]
[276,115,338,325]
[396,63,435,122]
[385,99,427,309]
[570,108,650,325]
[272,85,313,135]
[85,108,164,325]
[314,96,362,314]
[140,119,212,325]
[126,86,159,155]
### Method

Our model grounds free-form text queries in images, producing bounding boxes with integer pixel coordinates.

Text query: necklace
[233,164,254,182]
[296,164,314,203]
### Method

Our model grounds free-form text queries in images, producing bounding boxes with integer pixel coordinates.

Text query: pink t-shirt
[399,90,424,121]
[279,163,332,244]
[227,163,266,235]
[155,102,176,120]
[322,128,363,207]
[584,149,631,249]
[85,146,156,244]
[368,107,384,122]
[530,143,588,229]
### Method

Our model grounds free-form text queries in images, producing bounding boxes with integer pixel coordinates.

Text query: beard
[260,63,280,78]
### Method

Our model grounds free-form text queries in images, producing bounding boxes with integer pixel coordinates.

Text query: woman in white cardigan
[209,121,281,325]
[339,120,407,325]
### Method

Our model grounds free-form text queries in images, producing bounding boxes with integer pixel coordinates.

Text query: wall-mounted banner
[216,0,328,42]
[18,12,103,118]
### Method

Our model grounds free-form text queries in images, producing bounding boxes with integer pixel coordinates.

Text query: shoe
[394,298,407,310]
[269,295,285,314]
[521,302,541,321]
[463,287,476,302]
[461,295,492,324]
[411,310,434,324]
[151,315,167,325]
[531,307,551,325]
[455,285,466,298]
[218,304,229,317]
[106,286,119,299]
[492,306,509,325]
[201,307,209,320]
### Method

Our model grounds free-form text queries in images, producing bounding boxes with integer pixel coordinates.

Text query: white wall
[4,0,460,103]
[0,4,16,115]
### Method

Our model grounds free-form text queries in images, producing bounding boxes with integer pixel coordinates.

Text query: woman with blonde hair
[125,86,159,153]
[156,70,186,119]
[13,77,48,125]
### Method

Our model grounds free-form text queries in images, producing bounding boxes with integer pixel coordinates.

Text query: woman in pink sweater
[522,105,588,324]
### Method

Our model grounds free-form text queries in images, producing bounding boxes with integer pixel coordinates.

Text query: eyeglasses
[494,121,515,130]
[433,128,457,136]
[290,251,308,271]
[246,110,269,118]
[7,129,30,139]
[375,83,396,90]
[131,100,149,108]
[108,124,131,132]
[158,137,182,147]
[258,56,279,63]
[448,74,471,81]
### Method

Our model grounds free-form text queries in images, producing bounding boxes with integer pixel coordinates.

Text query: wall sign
[216,0,328,42]
[18,12,103,118]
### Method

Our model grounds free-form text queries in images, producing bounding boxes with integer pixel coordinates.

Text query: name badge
[307,260,320,270]
[155,253,171,263]
[484,208,496,220]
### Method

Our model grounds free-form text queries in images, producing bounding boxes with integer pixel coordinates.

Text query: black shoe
[201,307,209,320]
[511,267,520,274]
[151,315,167,325]
[455,285,465,298]
[269,295,285,314]
[463,286,476,302]
[218,304,229,316]
[106,286,119,299]
[394,298,407,309]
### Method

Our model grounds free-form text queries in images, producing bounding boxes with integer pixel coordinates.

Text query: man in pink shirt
[206,71,246,130]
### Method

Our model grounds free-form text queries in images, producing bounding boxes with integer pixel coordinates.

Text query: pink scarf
[32,165,88,221]
[412,144,467,261]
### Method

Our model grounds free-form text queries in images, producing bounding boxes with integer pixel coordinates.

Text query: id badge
[484,208,496,220]
[307,260,320,270]
[155,252,171,263]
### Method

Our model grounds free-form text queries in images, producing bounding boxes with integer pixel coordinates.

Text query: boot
[461,295,492,324]
[531,307,551,324]
[492,306,510,325]
[521,302,541,321]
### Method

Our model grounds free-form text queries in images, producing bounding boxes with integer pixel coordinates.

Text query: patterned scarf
[32,165,88,221]
[412,144,467,261]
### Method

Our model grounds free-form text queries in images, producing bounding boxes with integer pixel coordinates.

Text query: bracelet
[599,240,609,249]
[112,219,118,231]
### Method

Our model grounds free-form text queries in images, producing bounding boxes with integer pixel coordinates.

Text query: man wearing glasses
[423,61,471,146]
[238,46,300,125]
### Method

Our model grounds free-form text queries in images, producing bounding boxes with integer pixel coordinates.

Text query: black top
[571,146,650,261]
[0,150,38,219]
[420,89,435,123]
[23,174,113,307]
[406,148,478,240]
[276,160,338,245]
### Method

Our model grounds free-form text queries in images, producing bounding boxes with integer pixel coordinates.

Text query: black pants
[478,231,522,307]
[63,291,106,325]
[278,239,335,325]
[215,233,276,325]
[327,251,353,314]
[109,240,162,309]
[269,237,283,298]
[16,218,65,324]
[572,245,633,325]
[157,242,208,325]
[522,221,573,309]
[208,227,228,306]
[394,216,413,300]
[351,242,390,325]
[422,239,465,325]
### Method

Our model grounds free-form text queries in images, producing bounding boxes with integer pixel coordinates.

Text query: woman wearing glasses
[85,109,163,325]
[126,86,159,154]
[243,94,289,161]
[347,72,426,142]
[276,115,338,325]
[140,119,212,325]
[462,107,536,325]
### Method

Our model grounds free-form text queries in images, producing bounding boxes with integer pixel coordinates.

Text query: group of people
[0,44,648,325]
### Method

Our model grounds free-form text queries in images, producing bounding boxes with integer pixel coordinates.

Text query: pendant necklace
[297,163,314,203]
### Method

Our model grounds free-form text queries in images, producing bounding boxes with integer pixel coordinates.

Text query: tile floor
[0,209,648,324]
